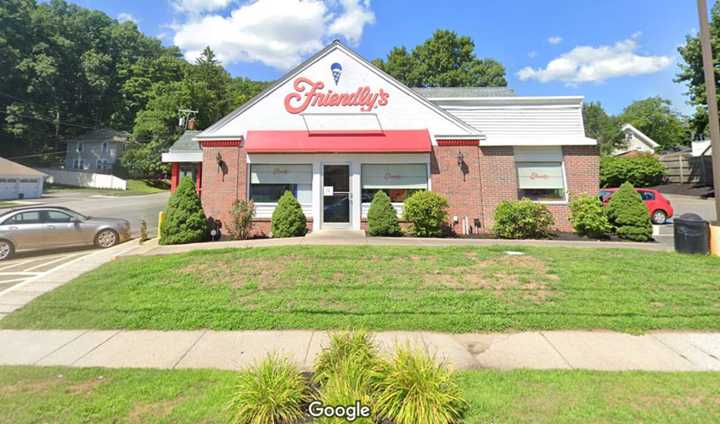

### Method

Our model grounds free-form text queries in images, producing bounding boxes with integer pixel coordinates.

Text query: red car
[599,188,674,224]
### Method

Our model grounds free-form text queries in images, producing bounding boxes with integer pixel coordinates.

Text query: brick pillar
[199,140,246,233]
[170,162,179,192]
[477,146,518,230]
[430,140,483,235]
[545,145,600,231]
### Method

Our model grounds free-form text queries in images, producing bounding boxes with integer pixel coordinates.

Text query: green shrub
[230,199,255,240]
[492,199,555,239]
[229,354,310,424]
[606,182,653,241]
[314,330,379,386]
[372,346,467,424]
[402,191,448,237]
[316,354,376,424]
[600,155,666,188]
[159,177,209,245]
[367,191,401,236]
[569,194,612,239]
[271,191,307,238]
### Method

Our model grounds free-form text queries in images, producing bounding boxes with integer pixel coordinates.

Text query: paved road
[655,194,717,242]
[1,191,169,237]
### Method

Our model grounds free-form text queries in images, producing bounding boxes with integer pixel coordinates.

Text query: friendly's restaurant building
[162,41,599,236]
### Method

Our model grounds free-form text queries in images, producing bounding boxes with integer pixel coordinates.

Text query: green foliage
[314,330,379,386]
[569,194,612,239]
[582,102,624,155]
[493,199,555,239]
[402,191,449,237]
[139,220,148,242]
[373,347,467,424]
[316,355,375,424]
[373,29,507,87]
[619,97,690,150]
[676,3,720,137]
[271,191,307,238]
[229,199,255,240]
[367,191,401,236]
[606,182,653,242]
[229,354,309,424]
[159,177,209,245]
[599,155,666,188]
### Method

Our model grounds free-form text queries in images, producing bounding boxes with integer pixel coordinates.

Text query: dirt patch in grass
[66,377,106,396]
[425,255,557,303]
[0,378,61,395]
[128,396,187,423]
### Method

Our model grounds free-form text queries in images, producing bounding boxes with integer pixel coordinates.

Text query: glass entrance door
[323,165,350,225]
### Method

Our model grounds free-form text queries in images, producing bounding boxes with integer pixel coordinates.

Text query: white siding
[255,202,313,219]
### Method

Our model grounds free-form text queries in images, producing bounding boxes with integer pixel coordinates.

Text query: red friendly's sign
[284,77,389,114]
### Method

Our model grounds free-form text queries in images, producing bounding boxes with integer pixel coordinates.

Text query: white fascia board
[161,152,203,162]
[429,96,584,107]
[481,137,597,147]
[434,134,485,140]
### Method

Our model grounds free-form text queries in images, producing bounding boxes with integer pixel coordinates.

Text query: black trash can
[673,213,710,254]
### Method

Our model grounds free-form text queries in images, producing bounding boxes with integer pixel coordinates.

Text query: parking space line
[0,278,29,284]
[23,253,86,272]
[0,272,42,276]
[0,259,34,272]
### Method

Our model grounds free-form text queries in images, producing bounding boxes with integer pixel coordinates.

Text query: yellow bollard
[710,224,720,257]
[158,211,165,239]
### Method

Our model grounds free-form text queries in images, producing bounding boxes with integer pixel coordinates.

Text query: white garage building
[0,157,46,200]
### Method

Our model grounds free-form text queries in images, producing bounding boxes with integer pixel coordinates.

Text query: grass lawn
[2,245,719,332]
[1,366,718,423]
[0,201,21,208]
[46,179,168,196]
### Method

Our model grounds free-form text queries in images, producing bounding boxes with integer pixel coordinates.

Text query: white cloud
[117,12,138,24]
[172,0,234,14]
[517,34,672,85]
[547,35,562,45]
[172,0,375,70]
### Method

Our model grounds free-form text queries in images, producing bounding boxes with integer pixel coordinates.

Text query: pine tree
[271,191,307,237]
[367,191,401,236]
[160,177,210,245]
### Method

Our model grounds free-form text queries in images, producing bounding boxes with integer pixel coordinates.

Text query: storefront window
[361,164,428,203]
[515,147,566,202]
[249,164,312,203]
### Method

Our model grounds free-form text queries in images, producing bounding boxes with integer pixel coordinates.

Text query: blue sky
[73,0,711,115]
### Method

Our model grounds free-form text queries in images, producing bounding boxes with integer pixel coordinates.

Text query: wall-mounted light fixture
[456,151,465,168]
[216,152,228,181]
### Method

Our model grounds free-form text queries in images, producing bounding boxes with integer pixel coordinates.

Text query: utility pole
[697,0,720,222]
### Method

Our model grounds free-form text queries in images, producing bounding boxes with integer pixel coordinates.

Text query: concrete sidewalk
[135,232,672,257]
[1,329,718,372]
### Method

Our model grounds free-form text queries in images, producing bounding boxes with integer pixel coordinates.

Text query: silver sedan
[0,206,130,260]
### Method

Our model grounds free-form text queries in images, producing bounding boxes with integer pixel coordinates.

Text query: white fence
[38,168,128,190]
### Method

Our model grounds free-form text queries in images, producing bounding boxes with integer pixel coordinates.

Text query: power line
[0,111,99,130]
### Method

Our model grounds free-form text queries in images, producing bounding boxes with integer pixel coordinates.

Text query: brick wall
[552,144,600,231]
[200,142,246,235]
[477,146,517,231]
[430,144,483,235]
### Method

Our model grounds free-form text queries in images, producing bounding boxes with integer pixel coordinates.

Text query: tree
[676,2,720,138]
[367,191,401,236]
[271,191,307,237]
[606,182,653,242]
[373,30,507,87]
[160,177,209,245]
[619,97,690,150]
[582,102,623,155]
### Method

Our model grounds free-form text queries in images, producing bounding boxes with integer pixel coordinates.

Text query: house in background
[0,157,46,200]
[161,129,202,191]
[64,128,130,173]
[613,124,659,156]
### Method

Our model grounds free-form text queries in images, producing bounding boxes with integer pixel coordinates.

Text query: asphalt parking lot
[0,249,93,293]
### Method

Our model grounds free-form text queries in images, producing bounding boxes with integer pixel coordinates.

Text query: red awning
[244,130,432,153]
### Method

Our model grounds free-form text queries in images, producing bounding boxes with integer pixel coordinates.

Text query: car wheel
[0,240,14,261]
[95,229,119,248]
[651,210,667,225]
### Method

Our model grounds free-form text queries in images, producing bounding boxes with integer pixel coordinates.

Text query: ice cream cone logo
[331,62,342,85]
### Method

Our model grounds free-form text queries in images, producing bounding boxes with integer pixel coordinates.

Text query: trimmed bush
[367,191,401,236]
[402,191,448,237]
[606,182,653,241]
[314,330,379,386]
[600,155,666,188]
[569,194,612,239]
[271,191,307,238]
[492,199,555,239]
[229,354,310,424]
[316,354,375,424]
[159,177,209,245]
[230,199,255,240]
[372,346,467,424]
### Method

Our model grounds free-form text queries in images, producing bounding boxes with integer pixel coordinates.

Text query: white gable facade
[166,41,599,235]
